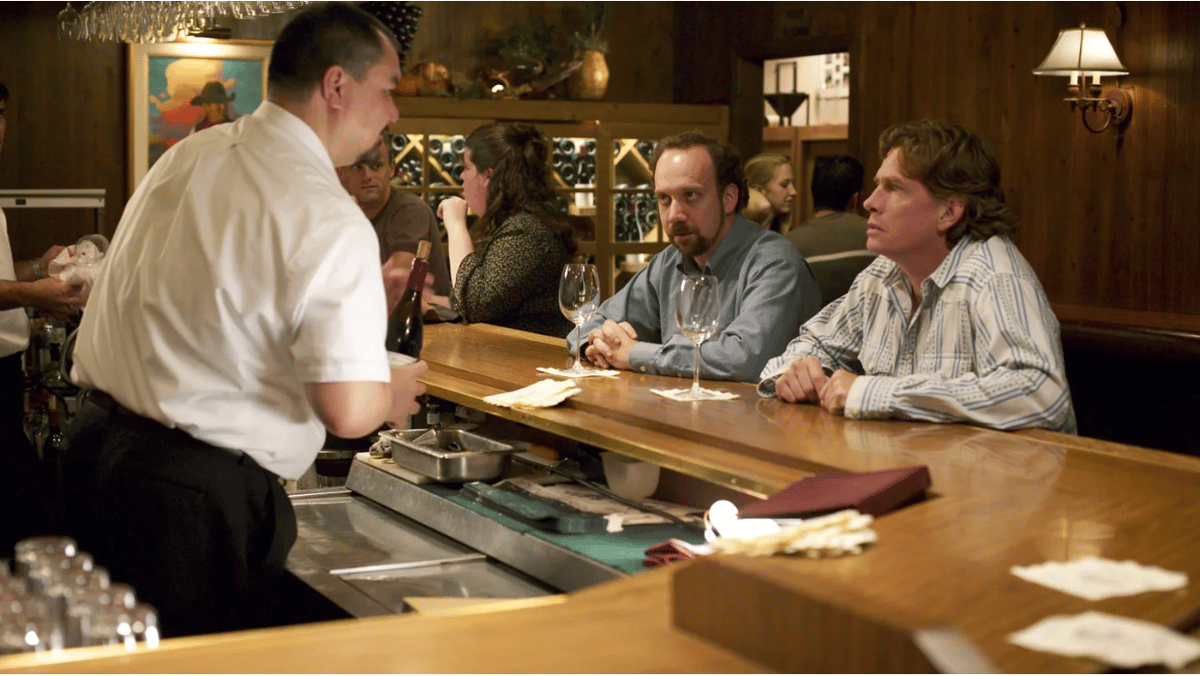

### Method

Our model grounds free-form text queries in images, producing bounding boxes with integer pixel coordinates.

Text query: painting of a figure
[146,57,262,170]
[129,41,271,191]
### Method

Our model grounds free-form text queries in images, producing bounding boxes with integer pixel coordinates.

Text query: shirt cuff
[756,377,778,398]
[844,375,892,420]
[627,342,661,375]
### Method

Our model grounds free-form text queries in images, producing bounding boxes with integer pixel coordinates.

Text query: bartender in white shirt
[63,4,426,638]
[0,80,87,554]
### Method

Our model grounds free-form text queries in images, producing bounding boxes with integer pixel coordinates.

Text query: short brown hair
[650,131,747,212]
[879,120,1016,246]
[268,3,399,101]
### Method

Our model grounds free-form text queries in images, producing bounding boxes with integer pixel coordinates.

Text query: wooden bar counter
[4,323,1199,673]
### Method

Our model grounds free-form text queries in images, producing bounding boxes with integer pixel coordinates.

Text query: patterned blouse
[452,212,574,338]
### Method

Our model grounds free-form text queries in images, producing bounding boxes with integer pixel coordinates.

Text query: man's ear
[937,197,966,234]
[723,183,738,216]
[846,191,860,212]
[321,65,350,108]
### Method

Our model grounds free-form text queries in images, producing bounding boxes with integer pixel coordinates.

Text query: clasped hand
[585,319,637,370]
[774,355,858,416]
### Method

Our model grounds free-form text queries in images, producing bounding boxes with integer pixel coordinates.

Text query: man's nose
[863,187,881,212]
[664,201,686,223]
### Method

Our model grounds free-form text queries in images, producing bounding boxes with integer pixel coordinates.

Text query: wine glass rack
[387,97,728,299]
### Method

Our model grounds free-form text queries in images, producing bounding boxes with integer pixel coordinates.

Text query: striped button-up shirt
[758,235,1077,434]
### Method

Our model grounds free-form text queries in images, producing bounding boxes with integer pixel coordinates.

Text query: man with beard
[570,131,820,383]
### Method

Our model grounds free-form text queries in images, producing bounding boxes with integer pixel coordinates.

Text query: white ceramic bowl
[601,452,660,501]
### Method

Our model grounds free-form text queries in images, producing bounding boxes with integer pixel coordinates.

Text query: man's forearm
[0,280,29,311]
[13,259,41,283]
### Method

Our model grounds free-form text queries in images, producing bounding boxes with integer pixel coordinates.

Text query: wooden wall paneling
[405,2,674,104]
[0,4,126,260]
[1152,2,1200,315]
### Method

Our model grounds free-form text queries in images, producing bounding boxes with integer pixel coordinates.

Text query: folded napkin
[482,379,581,409]
[650,388,739,401]
[709,509,876,558]
[536,367,619,378]
[736,466,931,519]
[1011,556,1188,601]
[1009,611,1200,669]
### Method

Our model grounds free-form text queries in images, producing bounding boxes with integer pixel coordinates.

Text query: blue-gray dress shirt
[569,215,821,382]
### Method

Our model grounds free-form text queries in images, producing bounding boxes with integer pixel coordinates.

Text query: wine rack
[387,98,728,299]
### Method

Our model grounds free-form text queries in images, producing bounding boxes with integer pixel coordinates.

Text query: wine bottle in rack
[386,240,431,365]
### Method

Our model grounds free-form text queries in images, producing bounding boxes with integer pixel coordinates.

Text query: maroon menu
[737,466,932,519]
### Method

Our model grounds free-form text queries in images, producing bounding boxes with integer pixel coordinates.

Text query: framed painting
[128,40,272,192]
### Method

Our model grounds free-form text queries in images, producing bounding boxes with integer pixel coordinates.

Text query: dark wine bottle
[387,240,431,361]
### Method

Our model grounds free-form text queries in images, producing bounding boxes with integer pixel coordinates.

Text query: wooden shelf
[388,98,729,299]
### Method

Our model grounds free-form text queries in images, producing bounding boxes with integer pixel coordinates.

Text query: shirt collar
[675,214,755,276]
[926,235,980,290]
[251,101,338,179]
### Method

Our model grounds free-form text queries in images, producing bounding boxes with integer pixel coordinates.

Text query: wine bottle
[386,240,431,363]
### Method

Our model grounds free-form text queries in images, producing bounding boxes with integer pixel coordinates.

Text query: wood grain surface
[5,323,1199,673]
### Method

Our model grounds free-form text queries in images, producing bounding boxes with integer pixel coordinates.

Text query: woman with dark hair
[438,121,577,337]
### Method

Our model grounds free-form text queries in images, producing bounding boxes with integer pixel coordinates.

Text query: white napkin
[482,379,581,409]
[1010,556,1188,601]
[706,504,876,558]
[1008,611,1200,669]
[536,367,619,378]
[650,388,739,401]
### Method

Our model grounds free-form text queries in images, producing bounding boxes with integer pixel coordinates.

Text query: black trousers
[0,352,51,556]
[62,394,297,638]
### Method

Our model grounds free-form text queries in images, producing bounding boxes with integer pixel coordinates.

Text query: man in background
[573,131,819,383]
[0,80,87,553]
[761,120,1075,434]
[786,154,875,307]
[338,131,451,299]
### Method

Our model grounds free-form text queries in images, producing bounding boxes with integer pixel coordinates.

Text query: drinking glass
[674,275,722,400]
[558,263,600,375]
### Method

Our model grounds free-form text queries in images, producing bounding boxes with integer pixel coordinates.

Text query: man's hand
[584,320,637,370]
[818,369,858,416]
[382,253,411,315]
[37,245,70,275]
[774,355,828,404]
[382,253,442,316]
[25,277,86,320]
[386,360,428,427]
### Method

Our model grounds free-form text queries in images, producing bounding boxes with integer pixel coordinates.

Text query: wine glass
[559,263,600,375]
[674,275,721,400]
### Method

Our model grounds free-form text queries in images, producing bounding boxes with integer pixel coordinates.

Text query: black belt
[81,389,248,461]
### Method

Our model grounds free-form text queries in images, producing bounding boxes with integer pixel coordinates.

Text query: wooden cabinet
[386,97,728,299]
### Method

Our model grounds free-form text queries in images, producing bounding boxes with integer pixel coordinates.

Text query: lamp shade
[1033,24,1128,77]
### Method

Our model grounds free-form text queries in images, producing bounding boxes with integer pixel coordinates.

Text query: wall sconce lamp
[1033,23,1132,139]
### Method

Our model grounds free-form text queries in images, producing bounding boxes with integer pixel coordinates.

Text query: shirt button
[640,366,647,373]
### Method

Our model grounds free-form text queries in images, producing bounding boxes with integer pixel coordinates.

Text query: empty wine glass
[674,275,722,400]
[558,263,600,375]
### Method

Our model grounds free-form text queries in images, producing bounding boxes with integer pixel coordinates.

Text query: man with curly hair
[760,120,1076,434]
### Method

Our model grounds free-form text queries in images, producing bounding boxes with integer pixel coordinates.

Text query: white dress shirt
[73,102,390,479]
[0,208,30,358]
